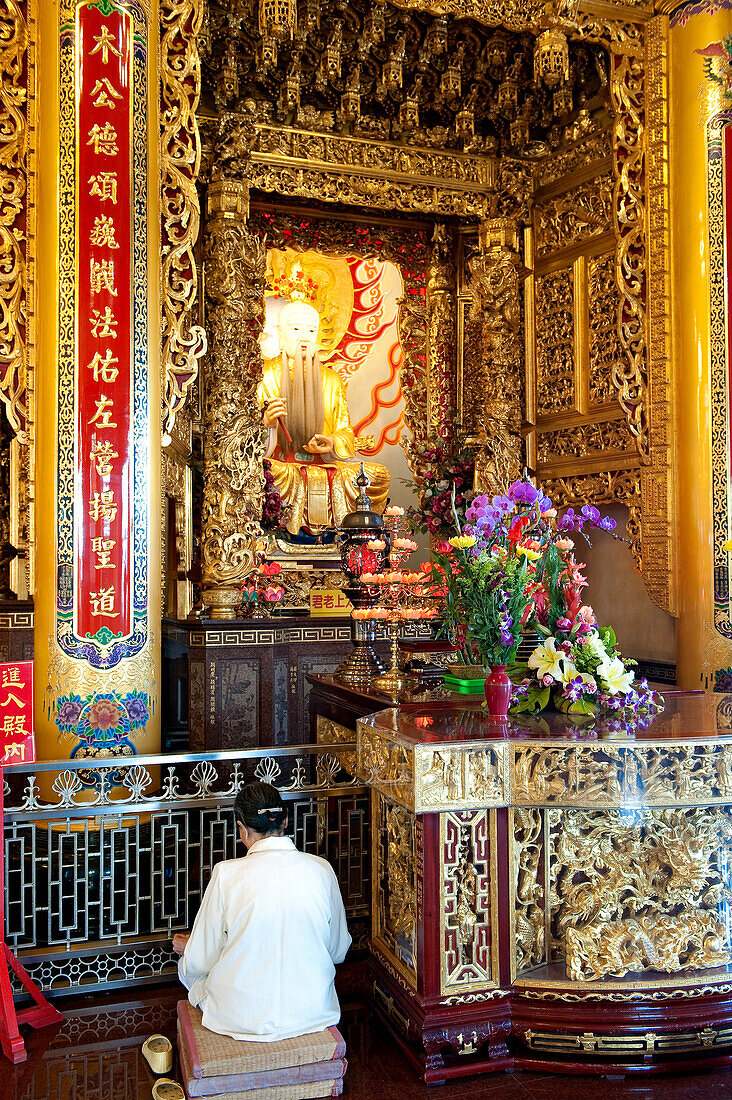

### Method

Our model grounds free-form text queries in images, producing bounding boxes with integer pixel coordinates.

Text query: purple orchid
[507,480,539,505]
[564,677,585,703]
[557,507,585,532]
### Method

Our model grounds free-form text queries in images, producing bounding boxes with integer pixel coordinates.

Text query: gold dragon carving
[160,0,207,443]
[548,808,732,982]
[201,181,267,617]
[513,807,546,974]
[469,217,526,496]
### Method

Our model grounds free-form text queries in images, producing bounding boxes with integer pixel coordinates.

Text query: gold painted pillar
[669,1,732,688]
[34,0,161,761]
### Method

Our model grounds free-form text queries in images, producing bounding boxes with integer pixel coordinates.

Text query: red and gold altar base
[354,694,732,1083]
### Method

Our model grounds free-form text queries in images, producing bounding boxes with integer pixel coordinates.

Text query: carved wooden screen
[525,146,644,572]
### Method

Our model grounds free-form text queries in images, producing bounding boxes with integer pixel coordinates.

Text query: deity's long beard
[279,347,325,455]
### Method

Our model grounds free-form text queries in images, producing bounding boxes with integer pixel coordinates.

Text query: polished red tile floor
[1,984,731,1099]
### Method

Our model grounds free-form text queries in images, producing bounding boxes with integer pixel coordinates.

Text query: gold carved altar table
[355,694,732,1082]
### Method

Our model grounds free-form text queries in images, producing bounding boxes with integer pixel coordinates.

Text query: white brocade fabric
[178,836,352,1042]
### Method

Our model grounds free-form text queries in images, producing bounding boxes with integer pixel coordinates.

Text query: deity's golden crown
[268,262,319,304]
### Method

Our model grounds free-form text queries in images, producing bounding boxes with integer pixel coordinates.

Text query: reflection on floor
[0,983,731,1100]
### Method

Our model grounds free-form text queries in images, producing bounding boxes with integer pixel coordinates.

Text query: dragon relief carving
[513,807,546,973]
[160,0,207,442]
[550,808,732,982]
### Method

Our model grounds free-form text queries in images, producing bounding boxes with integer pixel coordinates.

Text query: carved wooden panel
[526,150,644,579]
[535,268,575,418]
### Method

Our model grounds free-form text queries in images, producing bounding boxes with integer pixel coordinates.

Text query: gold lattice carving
[548,808,732,981]
[440,809,494,994]
[536,268,575,418]
[534,172,613,257]
[160,0,207,442]
[513,739,732,810]
[588,250,623,407]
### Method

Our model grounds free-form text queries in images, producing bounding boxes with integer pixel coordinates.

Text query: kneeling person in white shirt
[172,781,351,1041]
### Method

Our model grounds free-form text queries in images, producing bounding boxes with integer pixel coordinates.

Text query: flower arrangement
[241,560,285,613]
[407,434,475,538]
[431,478,662,719]
[261,459,286,530]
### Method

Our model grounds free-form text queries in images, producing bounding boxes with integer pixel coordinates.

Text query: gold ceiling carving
[201,1,609,159]
[160,0,208,444]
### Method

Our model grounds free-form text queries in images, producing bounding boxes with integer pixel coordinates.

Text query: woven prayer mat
[178,1034,345,1099]
[176,1002,346,1099]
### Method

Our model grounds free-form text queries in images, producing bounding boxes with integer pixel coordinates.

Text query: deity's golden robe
[258,358,389,536]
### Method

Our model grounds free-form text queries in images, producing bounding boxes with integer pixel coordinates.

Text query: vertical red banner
[75,4,132,640]
[0,662,35,767]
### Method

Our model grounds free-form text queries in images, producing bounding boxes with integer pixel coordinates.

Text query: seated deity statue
[258,300,390,537]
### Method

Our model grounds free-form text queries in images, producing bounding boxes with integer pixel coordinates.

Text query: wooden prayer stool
[176,1001,347,1099]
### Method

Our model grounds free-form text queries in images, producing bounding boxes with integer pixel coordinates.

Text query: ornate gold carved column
[469,217,526,495]
[667,0,732,686]
[201,179,266,619]
[420,224,455,472]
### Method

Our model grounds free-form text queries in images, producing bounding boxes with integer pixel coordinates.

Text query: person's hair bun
[234,782,287,836]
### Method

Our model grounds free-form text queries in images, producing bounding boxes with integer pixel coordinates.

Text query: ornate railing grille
[3,747,367,997]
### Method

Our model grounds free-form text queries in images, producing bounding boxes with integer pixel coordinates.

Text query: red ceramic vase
[484,664,511,719]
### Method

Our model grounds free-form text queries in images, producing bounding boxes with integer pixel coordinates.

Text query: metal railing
[3,745,368,998]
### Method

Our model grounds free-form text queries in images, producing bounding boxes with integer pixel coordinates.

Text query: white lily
[528,636,564,680]
[557,659,579,686]
[597,656,634,695]
[582,631,608,662]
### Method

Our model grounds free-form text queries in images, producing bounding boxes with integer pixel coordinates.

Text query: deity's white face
[279,304,320,360]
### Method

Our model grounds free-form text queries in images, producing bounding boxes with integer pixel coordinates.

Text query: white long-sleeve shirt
[178,836,351,1041]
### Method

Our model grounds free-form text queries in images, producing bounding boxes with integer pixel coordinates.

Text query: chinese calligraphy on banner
[55,0,149,681]
[48,0,154,760]
[76,4,132,641]
[0,663,35,766]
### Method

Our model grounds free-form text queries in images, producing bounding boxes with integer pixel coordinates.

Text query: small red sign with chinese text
[75,4,133,640]
[0,662,35,767]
